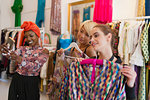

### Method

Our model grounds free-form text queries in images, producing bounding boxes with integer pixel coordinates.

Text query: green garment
[138,22,149,100]
[11,0,23,27]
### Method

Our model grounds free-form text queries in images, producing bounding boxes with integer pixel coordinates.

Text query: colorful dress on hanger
[47,44,88,99]
[60,59,126,100]
[47,53,72,100]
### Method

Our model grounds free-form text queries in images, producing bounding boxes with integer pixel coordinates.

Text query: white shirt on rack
[129,22,144,66]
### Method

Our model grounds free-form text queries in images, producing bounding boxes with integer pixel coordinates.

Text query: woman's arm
[120,66,137,99]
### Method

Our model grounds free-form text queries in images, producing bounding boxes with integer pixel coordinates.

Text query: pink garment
[16,46,49,76]
[93,0,113,24]
[80,59,103,84]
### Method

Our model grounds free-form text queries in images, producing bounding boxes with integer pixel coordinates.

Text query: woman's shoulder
[86,45,97,58]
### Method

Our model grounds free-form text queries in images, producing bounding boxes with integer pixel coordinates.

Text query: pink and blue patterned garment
[60,59,126,100]
[15,46,49,76]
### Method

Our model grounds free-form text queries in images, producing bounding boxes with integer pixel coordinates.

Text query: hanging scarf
[11,0,23,27]
[50,0,61,35]
[35,0,45,27]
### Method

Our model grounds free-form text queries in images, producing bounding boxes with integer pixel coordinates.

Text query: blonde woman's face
[77,26,90,45]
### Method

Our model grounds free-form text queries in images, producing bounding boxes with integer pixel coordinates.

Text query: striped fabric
[60,59,126,100]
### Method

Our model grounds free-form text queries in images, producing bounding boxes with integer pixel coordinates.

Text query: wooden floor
[0,71,49,100]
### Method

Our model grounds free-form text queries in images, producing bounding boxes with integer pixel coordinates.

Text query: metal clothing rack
[1,27,22,31]
[113,16,150,21]
[2,27,44,31]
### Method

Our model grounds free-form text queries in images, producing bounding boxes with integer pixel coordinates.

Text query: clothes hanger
[63,42,89,58]
[141,19,145,26]
[80,59,103,84]
[145,19,148,24]
[80,59,103,65]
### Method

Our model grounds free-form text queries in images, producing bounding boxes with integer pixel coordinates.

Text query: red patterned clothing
[15,46,49,76]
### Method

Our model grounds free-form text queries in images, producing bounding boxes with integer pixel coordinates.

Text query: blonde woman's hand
[120,66,137,88]
[57,48,64,56]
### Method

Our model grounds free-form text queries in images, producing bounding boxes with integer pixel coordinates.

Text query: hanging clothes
[11,0,23,27]
[83,6,90,21]
[93,0,113,24]
[140,22,149,63]
[137,0,145,17]
[118,22,129,63]
[60,59,126,100]
[35,0,45,27]
[0,29,8,61]
[50,0,61,35]
[16,30,24,48]
[148,26,150,54]
[47,54,72,100]
[72,10,80,40]
[138,22,149,100]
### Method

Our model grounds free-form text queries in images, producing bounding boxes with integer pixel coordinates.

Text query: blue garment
[145,0,150,22]
[59,34,73,49]
[83,6,91,21]
[35,0,45,27]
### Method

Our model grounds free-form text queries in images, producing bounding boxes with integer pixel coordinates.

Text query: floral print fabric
[16,46,49,76]
[47,54,72,100]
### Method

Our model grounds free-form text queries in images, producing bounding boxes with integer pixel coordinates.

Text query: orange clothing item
[21,21,41,38]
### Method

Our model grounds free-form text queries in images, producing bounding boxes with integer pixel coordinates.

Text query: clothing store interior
[0,0,150,100]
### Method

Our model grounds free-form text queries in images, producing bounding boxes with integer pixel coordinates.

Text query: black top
[110,55,136,100]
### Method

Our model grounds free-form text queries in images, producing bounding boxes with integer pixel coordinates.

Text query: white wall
[61,0,68,34]
[0,0,15,30]
[112,0,137,20]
